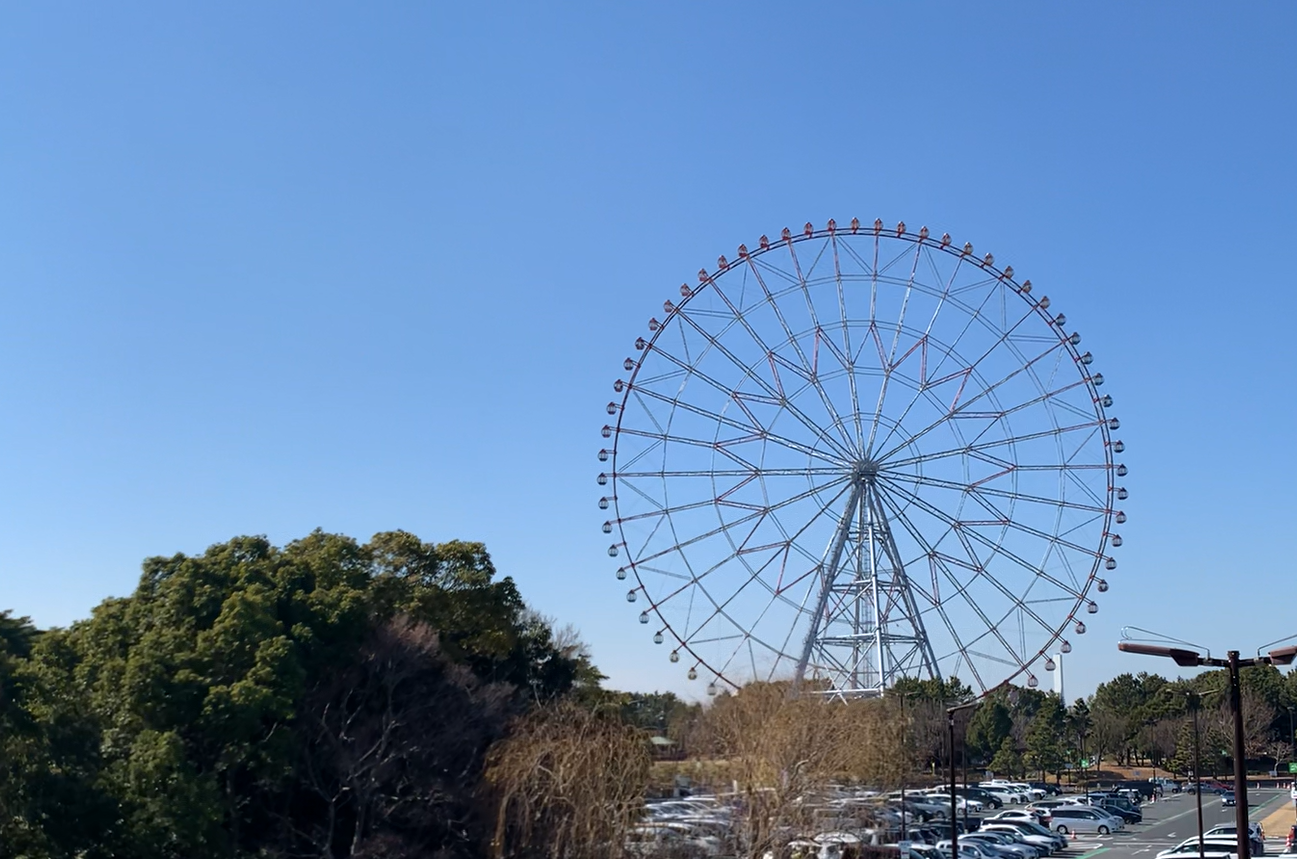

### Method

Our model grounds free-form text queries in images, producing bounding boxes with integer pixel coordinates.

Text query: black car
[958,788,1003,809]
[1097,800,1142,824]
[1221,791,1236,807]
[1029,782,1062,796]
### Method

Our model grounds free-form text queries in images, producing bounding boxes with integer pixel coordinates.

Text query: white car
[1155,838,1238,859]
[979,786,1020,804]
[1202,825,1265,856]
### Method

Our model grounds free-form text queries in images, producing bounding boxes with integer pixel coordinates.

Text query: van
[1048,807,1123,835]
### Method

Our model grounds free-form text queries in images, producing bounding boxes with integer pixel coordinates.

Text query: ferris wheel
[598,219,1125,698]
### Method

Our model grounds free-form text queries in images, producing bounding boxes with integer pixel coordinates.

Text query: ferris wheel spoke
[866,253,969,456]
[905,273,1005,393]
[876,488,1036,672]
[675,514,838,657]
[828,235,867,453]
[1063,465,1110,510]
[666,307,857,460]
[623,472,852,574]
[878,470,1108,515]
[863,242,925,456]
[875,323,1070,463]
[627,384,850,467]
[885,419,1106,470]
[744,251,860,454]
[873,494,991,691]
[954,480,1104,564]
[617,467,845,479]
[693,263,857,456]
[873,287,1040,457]
[618,427,772,473]
[928,516,1068,648]
[876,476,1092,603]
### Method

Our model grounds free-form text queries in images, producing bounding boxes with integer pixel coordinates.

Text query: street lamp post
[1287,707,1294,781]
[1163,689,1206,859]
[1191,695,1204,859]
[898,692,916,842]
[1078,730,1089,801]
[947,700,982,859]
[946,690,1018,859]
[1118,641,1297,859]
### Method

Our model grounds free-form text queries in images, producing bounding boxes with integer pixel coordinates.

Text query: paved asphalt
[1055,790,1289,859]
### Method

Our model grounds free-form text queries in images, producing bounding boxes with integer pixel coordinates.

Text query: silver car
[963,833,1042,859]
[1047,807,1122,835]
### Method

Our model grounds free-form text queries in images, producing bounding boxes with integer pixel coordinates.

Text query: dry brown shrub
[484,700,651,859]
[697,683,907,859]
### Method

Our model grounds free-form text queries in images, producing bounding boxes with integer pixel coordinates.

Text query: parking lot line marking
[1073,848,1111,859]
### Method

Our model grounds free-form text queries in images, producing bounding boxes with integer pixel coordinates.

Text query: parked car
[970,830,1047,856]
[1155,842,1236,859]
[987,809,1051,829]
[963,832,1042,859]
[1095,798,1142,824]
[959,788,1005,810]
[980,822,1065,854]
[1047,806,1123,835]
[1156,837,1240,859]
[1028,799,1083,813]
[936,839,999,859]
[1203,823,1264,856]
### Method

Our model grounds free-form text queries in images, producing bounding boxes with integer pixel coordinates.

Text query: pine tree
[1025,695,1067,781]
[990,736,1024,779]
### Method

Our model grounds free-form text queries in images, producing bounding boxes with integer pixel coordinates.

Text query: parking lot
[1057,790,1288,859]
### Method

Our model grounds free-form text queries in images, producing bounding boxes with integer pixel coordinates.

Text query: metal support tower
[795,464,940,695]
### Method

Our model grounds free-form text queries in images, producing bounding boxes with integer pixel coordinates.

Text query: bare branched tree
[1204,689,1275,761]
[485,700,651,859]
[695,683,905,859]
[297,616,512,859]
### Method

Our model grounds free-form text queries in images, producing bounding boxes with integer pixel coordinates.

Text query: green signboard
[1287,762,1297,774]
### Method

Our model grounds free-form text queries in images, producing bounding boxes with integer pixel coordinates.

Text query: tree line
[4,528,1297,858]
[883,667,1297,782]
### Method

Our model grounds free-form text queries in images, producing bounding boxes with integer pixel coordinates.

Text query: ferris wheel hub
[853,460,881,480]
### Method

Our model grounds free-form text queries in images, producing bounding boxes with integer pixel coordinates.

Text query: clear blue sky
[1,4,1293,701]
